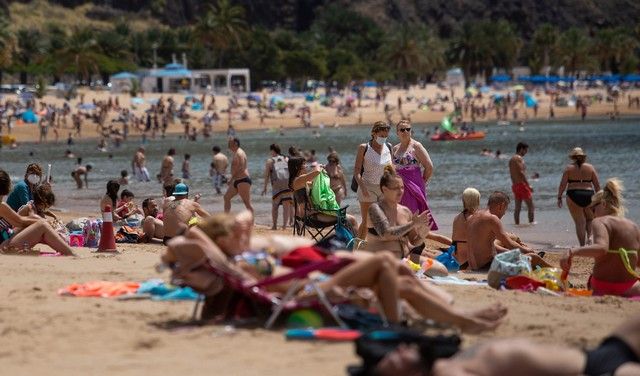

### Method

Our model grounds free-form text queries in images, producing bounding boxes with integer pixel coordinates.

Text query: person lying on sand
[561,178,640,297]
[373,314,640,376]
[162,183,209,244]
[466,191,550,271]
[163,211,508,334]
[0,169,74,256]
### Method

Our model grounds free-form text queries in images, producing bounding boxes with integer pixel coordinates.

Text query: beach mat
[428,275,487,286]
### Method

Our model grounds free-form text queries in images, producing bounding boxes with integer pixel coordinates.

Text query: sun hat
[569,147,586,158]
[371,121,390,133]
[173,183,188,196]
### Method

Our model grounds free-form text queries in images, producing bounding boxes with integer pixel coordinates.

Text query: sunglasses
[398,128,412,133]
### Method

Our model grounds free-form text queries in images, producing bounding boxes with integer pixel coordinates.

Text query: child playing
[115,189,142,220]
[18,184,58,220]
[118,170,129,186]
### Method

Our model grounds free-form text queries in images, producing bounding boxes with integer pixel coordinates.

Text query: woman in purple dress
[392,119,438,230]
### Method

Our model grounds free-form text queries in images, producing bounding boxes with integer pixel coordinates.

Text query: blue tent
[22,109,38,123]
[491,74,511,82]
[623,74,640,82]
[363,81,377,87]
[111,72,138,80]
[153,63,192,78]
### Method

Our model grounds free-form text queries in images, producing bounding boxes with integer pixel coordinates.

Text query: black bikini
[584,336,640,376]
[566,178,594,208]
[233,177,252,189]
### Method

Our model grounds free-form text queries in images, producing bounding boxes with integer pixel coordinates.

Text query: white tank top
[362,143,392,184]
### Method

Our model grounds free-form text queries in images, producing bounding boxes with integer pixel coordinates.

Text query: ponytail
[592,178,625,217]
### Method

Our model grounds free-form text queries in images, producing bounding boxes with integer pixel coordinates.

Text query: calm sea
[1,119,639,248]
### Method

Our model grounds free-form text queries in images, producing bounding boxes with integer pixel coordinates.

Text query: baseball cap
[173,183,188,196]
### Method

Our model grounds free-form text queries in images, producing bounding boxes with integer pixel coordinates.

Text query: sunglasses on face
[398,128,412,133]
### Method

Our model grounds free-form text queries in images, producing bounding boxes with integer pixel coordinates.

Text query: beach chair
[292,190,349,243]
[201,256,353,329]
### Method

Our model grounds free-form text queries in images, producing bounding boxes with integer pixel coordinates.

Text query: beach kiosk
[109,72,138,93]
[140,64,193,93]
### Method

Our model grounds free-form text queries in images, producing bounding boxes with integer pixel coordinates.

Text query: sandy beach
[2,86,640,375]
[0,208,638,375]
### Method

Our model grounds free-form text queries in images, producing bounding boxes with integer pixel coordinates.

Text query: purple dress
[393,148,438,230]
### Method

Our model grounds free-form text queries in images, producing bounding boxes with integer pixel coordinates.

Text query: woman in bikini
[0,169,74,255]
[451,188,480,267]
[557,147,601,245]
[99,180,122,220]
[363,166,448,276]
[560,178,640,297]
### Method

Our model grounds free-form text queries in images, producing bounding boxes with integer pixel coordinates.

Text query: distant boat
[430,131,486,141]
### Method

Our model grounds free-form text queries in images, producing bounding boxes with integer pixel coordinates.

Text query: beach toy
[82,219,102,247]
[531,267,563,291]
[286,309,324,329]
[68,233,84,247]
[566,288,593,297]
[97,206,117,253]
[285,328,361,341]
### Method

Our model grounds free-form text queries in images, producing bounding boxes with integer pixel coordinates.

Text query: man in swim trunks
[373,315,640,376]
[224,137,254,215]
[466,191,548,271]
[131,147,150,182]
[159,148,176,185]
[261,144,293,230]
[509,142,534,225]
[211,145,229,194]
[162,183,210,244]
[140,198,164,243]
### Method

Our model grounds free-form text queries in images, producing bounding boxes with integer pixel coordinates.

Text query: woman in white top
[353,121,393,239]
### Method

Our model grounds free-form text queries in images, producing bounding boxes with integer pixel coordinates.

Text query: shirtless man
[140,198,164,243]
[509,142,534,225]
[223,137,253,214]
[211,146,229,194]
[131,147,150,182]
[159,148,176,185]
[162,183,210,244]
[466,191,548,271]
[71,164,92,189]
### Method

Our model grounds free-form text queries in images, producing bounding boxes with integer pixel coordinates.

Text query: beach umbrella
[77,103,97,110]
[524,93,537,108]
[363,81,377,87]
[479,86,491,93]
[131,97,145,105]
[491,74,511,82]
[466,87,478,96]
[191,102,203,110]
[510,84,525,91]
[147,98,159,104]
[247,93,262,102]
[22,109,38,123]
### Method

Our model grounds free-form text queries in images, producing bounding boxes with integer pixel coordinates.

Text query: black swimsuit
[584,336,640,376]
[566,178,594,208]
[233,177,252,189]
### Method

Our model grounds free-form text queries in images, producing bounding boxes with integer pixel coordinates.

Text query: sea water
[1,119,638,248]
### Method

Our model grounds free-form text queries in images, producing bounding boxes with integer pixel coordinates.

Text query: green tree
[379,26,423,87]
[282,50,327,84]
[13,28,48,84]
[448,22,492,84]
[55,27,104,83]
[195,0,248,67]
[594,27,637,73]
[0,15,15,84]
[557,28,591,75]
[531,24,559,71]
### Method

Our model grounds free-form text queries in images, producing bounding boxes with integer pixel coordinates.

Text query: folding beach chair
[292,191,349,243]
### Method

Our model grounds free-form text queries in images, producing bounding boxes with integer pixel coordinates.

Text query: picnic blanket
[58,279,199,300]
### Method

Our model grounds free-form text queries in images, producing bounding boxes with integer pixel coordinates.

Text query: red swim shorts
[511,182,532,201]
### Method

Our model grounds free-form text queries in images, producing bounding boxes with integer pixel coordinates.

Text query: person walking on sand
[224,137,253,214]
[211,146,229,195]
[159,148,176,184]
[509,142,534,225]
[261,144,292,230]
[557,147,601,246]
[561,179,640,297]
[131,146,150,182]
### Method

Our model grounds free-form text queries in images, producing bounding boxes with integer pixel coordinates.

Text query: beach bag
[348,328,461,376]
[271,156,289,185]
[435,244,460,272]
[310,171,340,212]
[82,219,102,248]
[487,249,531,289]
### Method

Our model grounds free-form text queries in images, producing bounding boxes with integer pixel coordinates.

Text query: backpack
[271,156,289,184]
[82,219,102,248]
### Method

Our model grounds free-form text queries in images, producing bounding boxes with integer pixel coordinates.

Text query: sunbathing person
[140,198,164,243]
[164,212,507,333]
[374,315,640,376]
[466,191,550,271]
[560,178,640,297]
[99,180,122,219]
[363,165,447,276]
[162,183,210,244]
[17,183,58,220]
[0,169,74,256]
[451,188,480,266]
[288,157,358,232]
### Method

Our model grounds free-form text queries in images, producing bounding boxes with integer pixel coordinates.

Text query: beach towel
[310,171,340,212]
[58,281,140,298]
[428,275,487,286]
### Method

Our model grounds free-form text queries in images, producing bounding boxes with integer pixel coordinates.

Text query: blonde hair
[591,178,625,216]
[197,213,236,241]
[462,188,480,212]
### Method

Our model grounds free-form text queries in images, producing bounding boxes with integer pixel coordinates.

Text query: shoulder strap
[386,142,394,159]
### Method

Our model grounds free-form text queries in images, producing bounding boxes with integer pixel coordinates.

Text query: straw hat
[569,147,586,158]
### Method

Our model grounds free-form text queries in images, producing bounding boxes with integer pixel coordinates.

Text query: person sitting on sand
[372,315,640,376]
[162,183,210,244]
[362,166,447,276]
[17,184,57,220]
[140,198,164,243]
[451,187,480,267]
[6,163,43,211]
[72,164,92,189]
[164,212,507,333]
[115,189,142,220]
[99,180,121,218]
[0,169,74,255]
[466,191,550,271]
[561,179,640,297]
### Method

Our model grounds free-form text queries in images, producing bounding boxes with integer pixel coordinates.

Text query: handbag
[351,142,394,193]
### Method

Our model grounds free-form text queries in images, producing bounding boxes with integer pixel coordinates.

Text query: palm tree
[531,23,559,72]
[418,28,446,80]
[484,20,522,72]
[55,27,104,83]
[13,28,47,84]
[0,15,15,84]
[195,0,248,67]
[594,27,638,73]
[558,28,591,76]
[380,26,423,87]
[448,22,492,84]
